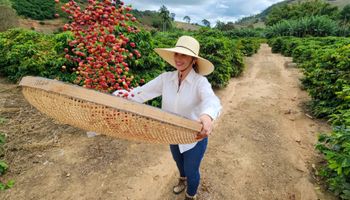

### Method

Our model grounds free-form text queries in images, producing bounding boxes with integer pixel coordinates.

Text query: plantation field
[0,44,337,199]
[1,0,349,198]
[174,21,201,31]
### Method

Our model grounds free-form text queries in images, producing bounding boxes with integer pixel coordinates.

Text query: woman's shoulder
[193,72,208,83]
[192,73,213,90]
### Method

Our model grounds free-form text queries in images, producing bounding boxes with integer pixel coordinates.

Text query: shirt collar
[170,68,196,84]
[185,68,196,84]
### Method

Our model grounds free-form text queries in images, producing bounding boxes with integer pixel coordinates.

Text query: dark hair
[192,58,199,73]
[193,62,199,73]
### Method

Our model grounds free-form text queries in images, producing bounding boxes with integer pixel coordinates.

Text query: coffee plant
[268,36,350,199]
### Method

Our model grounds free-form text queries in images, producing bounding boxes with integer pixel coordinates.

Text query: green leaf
[6,180,14,189]
[342,159,350,168]
[0,133,5,145]
[0,117,7,125]
[0,183,5,190]
[0,160,8,175]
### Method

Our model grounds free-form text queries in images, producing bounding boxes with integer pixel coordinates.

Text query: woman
[115,35,222,200]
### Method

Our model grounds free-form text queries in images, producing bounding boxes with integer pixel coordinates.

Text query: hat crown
[175,36,200,56]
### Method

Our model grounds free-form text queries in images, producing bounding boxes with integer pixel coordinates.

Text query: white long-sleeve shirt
[114,68,222,153]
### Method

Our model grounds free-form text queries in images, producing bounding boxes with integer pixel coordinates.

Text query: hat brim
[154,47,214,76]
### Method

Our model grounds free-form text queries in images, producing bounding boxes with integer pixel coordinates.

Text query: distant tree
[266,16,338,38]
[266,0,339,26]
[202,19,211,27]
[170,13,175,21]
[225,22,235,30]
[236,14,260,26]
[144,10,156,16]
[0,0,11,6]
[0,5,19,32]
[215,20,235,31]
[11,0,58,20]
[159,5,172,31]
[340,4,350,24]
[183,16,191,23]
[151,18,162,29]
[215,20,225,30]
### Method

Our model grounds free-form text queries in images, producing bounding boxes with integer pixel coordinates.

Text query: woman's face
[174,52,195,71]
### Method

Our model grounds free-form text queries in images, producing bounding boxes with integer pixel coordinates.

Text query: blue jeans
[170,138,208,196]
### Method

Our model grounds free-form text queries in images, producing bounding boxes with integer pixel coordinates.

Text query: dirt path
[192,44,335,200]
[0,44,335,200]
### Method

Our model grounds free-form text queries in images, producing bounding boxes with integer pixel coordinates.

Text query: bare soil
[18,18,64,34]
[0,44,336,200]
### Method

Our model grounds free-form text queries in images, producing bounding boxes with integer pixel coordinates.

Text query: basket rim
[19,76,202,132]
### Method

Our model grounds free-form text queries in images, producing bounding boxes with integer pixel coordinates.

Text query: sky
[122,0,285,26]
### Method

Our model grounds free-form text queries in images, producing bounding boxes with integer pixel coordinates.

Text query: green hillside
[132,9,201,31]
[236,0,349,26]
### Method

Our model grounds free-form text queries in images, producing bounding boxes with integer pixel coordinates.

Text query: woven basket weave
[19,76,202,144]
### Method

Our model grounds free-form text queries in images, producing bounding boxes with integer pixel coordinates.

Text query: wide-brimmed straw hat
[154,36,214,76]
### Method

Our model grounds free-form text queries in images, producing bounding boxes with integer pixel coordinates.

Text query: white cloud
[123,0,285,25]
[216,3,229,9]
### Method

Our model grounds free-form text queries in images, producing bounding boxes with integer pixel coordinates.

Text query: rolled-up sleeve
[197,77,222,120]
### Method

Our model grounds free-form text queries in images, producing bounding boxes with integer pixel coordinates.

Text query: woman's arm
[113,73,164,103]
[197,77,222,120]
[196,77,222,139]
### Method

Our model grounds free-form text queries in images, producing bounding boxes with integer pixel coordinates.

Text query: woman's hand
[112,89,131,99]
[196,114,213,140]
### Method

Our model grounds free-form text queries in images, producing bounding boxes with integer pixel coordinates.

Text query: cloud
[216,3,229,9]
[123,0,284,25]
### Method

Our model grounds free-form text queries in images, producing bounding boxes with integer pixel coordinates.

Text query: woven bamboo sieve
[19,76,202,144]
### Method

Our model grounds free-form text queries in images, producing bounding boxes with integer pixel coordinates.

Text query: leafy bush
[330,86,350,127]
[0,0,11,6]
[305,43,350,199]
[197,36,233,88]
[291,43,321,64]
[0,28,70,82]
[238,38,262,56]
[266,0,339,26]
[11,0,57,20]
[268,37,350,199]
[126,30,166,85]
[316,126,350,199]
[0,132,14,190]
[224,28,265,38]
[195,28,224,38]
[266,16,339,38]
[268,37,287,53]
[194,31,245,87]
[339,4,350,25]
[301,45,350,117]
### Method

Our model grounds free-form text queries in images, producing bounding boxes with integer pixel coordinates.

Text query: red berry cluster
[55,0,141,94]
